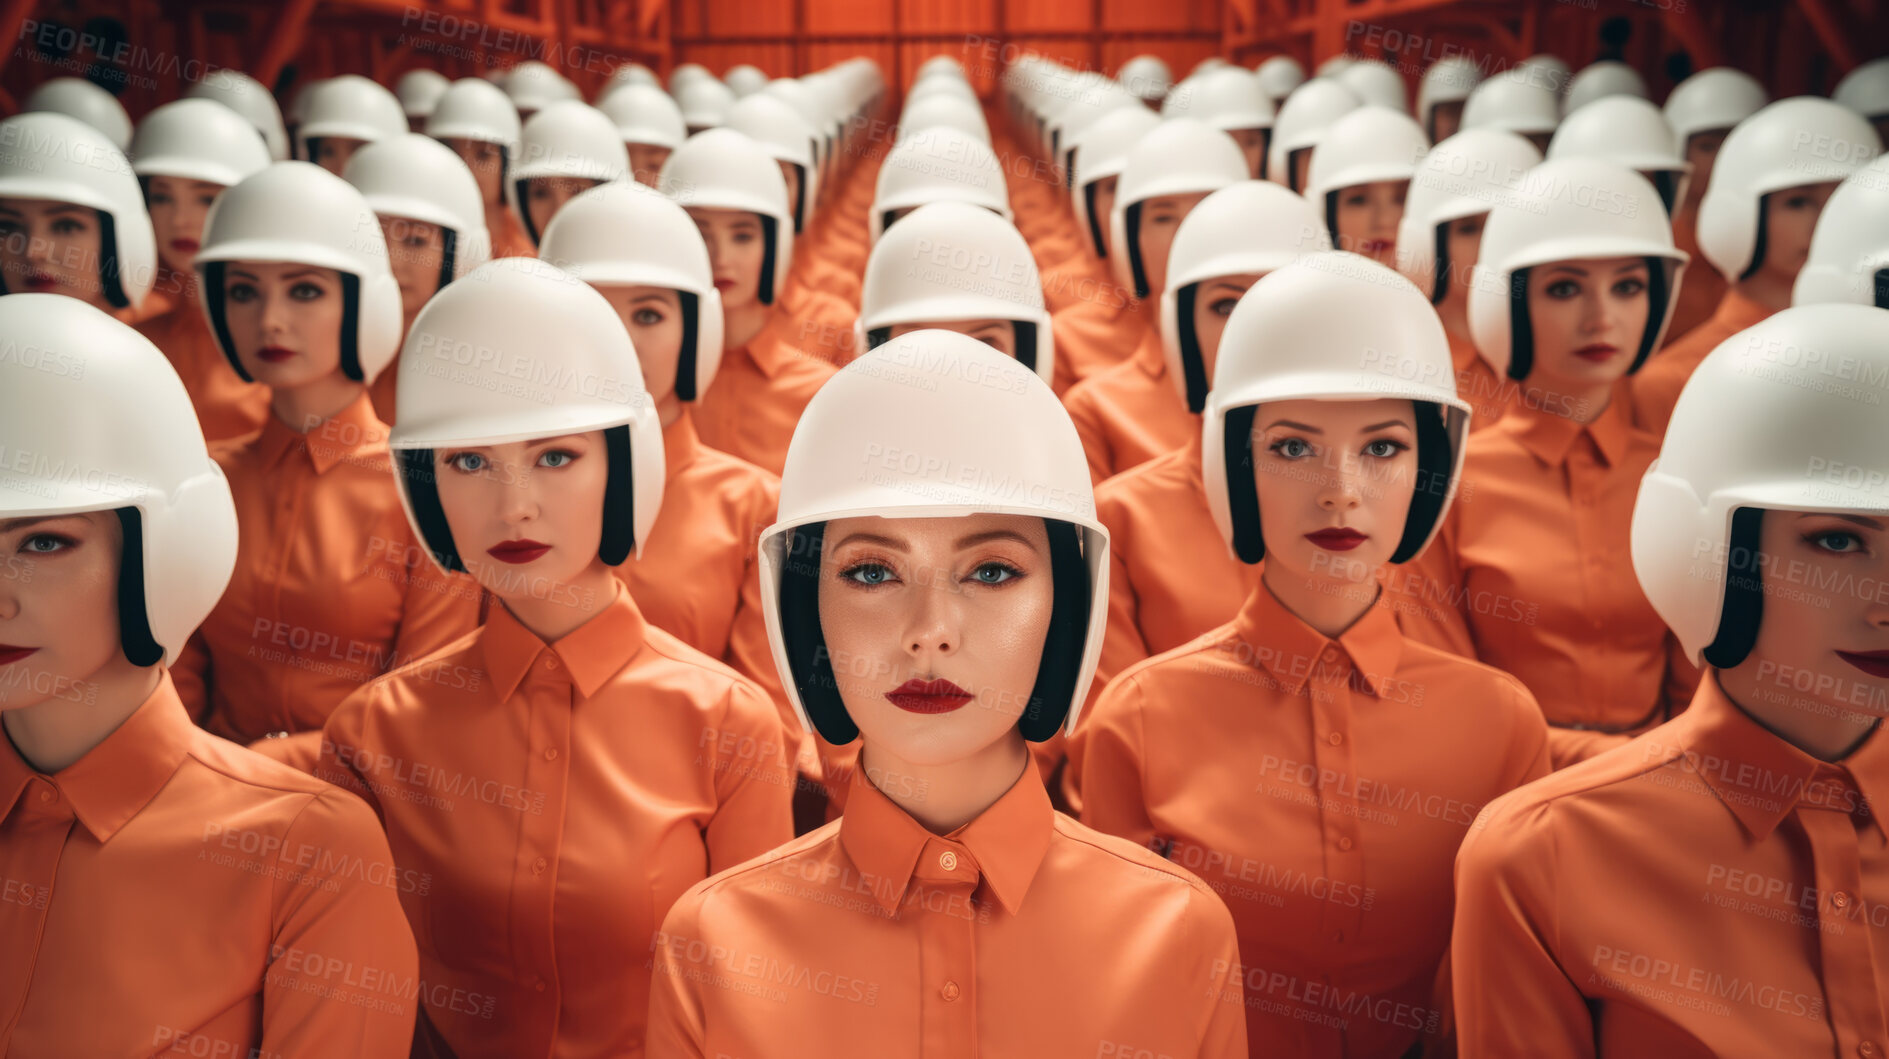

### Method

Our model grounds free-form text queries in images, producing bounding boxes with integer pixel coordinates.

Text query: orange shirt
[1665,204,1727,345]
[135,290,271,443]
[1453,673,1889,1058]
[1063,325,1194,483]
[646,763,1250,1058]
[1403,395,1700,768]
[490,206,537,259]
[1630,286,1774,437]
[1078,583,1551,1058]
[0,672,418,1056]
[692,312,837,477]
[172,394,480,745]
[1052,277,1150,387]
[317,580,795,1059]
[776,284,862,367]
[1448,331,1511,434]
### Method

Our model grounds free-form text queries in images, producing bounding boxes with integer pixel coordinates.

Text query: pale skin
[1429,100,1464,143]
[1088,175,1119,256]
[818,513,1054,835]
[1250,398,1420,639]
[1716,511,1889,762]
[889,319,1016,359]
[689,206,771,350]
[439,136,505,208]
[1188,272,1264,385]
[146,175,223,279]
[627,143,671,189]
[1135,191,1212,297]
[0,198,109,308]
[433,431,619,643]
[220,261,363,431]
[1434,213,1487,345]
[602,284,687,427]
[0,512,161,774]
[525,176,599,241]
[1332,180,1408,269]
[379,214,446,332]
[1734,181,1840,312]
[1227,127,1266,180]
[1520,256,1651,425]
[312,136,368,176]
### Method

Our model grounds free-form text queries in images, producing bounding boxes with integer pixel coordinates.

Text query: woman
[1078,254,1550,1057]
[1408,158,1695,767]
[646,328,1248,1057]
[128,98,274,440]
[426,77,535,258]
[0,295,415,1055]
[1455,304,1889,1056]
[170,162,477,767]
[0,113,154,320]
[296,74,407,176]
[511,100,629,249]
[319,257,794,1058]
[1305,106,1429,269]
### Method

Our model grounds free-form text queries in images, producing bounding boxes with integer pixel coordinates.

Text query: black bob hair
[864,322,1037,375]
[1504,255,1670,382]
[1702,507,1765,669]
[0,208,133,308]
[201,262,367,383]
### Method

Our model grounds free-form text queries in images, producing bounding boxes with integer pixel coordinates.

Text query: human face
[1429,100,1464,143]
[1333,180,1408,268]
[1755,182,1840,283]
[889,318,1017,359]
[1681,129,1729,211]
[1289,148,1313,193]
[818,514,1055,768]
[312,136,368,176]
[0,512,125,712]
[379,215,446,330]
[433,432,611,605]
[1251,398,1419,585]
[627,143,671,188]
[1135,191,1211,296]
[1719,510,1889,747]
[690,207,766,311]
[146,176,223,276]
[0,198,108,307]
[602,284,686,415]
[1088,174,1119,255]
[1442,213,1486,294]
[439,136,505,205]
[1524,256,1650,391]
[220,261,348,390]
[1228,127,1267,180]
[526,177,599,240]
[777,161,803,226]
[1187,273,1263,385]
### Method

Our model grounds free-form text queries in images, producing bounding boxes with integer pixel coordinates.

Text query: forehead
[1536,255,1649,274]
[1256,396,1417,430]
[823,512,1049,550]
[599,283,682,304]
[223,260,343,282]
[689,207,763,229]
[0,197,89,217]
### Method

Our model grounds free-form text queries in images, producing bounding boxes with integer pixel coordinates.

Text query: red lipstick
[1305,527,1368,551]
[0,645,38,666]
[1836,650,1889,680]
[257,345,297,364]
[712,278,736,292]
[487,539,551,565]
[23,272,58,292]
[1573,342,1620,363]
[885,677,974,715]
[1360,238,1393,253]
[170,238,200,254]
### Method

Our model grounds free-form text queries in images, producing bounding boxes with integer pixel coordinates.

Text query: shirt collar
[1507,383,1636,470]
[663,410,703,478]
[838,757,1054,917]
[0,672,197,843]
[479,579,648,702]
[738,312,803,382]
[1714,286,1776,332]
[1664,674,1889,842]
[254,391,385,475]
[1231,580,1404,698]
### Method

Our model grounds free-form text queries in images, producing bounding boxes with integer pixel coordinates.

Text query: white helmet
[391,257,664,572]
[1460,70,1560,139]
[1160,66,1275,138]
[505,61,581,114]
[1467,158,1687,380]
[1516,54,1572,96]
[604,63,661,97]
[1695,98,1881,282]
[659,128,795,305]
[669,63,714,93]
[755,330,1109,744]
[726,94,820,232]
[1792,155,1889,307]
[725,64,769,98]
[184,69,289,161]
[0,113,155,312]
[426,77,522,156]
[195,162,402,384]
[1305,106,1430,236]
[0,296,238,668]
[1050,82,1141,179]
[896,94,991,146]
[1255,55,1307,103]
[1070,106,1162,258]
[1395,129,1542,301]
[857,202,1055,385]
[296,75,408,160]
[1337,59,1409,112]
[510,101,631,242]
[1109,119,1248,297]
[1662,67,1768,142]
[760,79,827,170]
[539,181,725,397]
[1631,304,1889,664]
[675,77,736,130]
[1267,77,1363,192]
[597,83,687,150]
[1562,60,1649,116]
[1118,55,1175,103]
[1834,58,1889,121]
[1547,96,1689,213]
[395,69,451,121]
[1159,182,1332,412]
[130,99,273,189]
[1203,252,1470,564]
[1315,56,1357,79]
[1416,57,1485,140]
[23,77,132,150]
[870,126,1012,245]
[343,134,491,283]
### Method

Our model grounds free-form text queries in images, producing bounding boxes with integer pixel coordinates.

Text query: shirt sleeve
[170,631,212,724]
[644,894,710,1059]
[1063,388,1113,486]
[1189,883,1250,1059]
[1075,675,1162,854]
[704,680,796,872]
[1397,507,1480,660]
[316,687,387,824]
[261,788,419,1058]
[1499,677,1553,791]
[389,541,481,671]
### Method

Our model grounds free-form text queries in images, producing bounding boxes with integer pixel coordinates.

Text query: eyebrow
[1202,281,1248,295]
[0,203,87,217]
[0,513,88,532]
[1263,419,1323,434]
[1801,513,1885,531]
[830,528,1041,552]
[1363,419,1414,432]
[627,293,673,305]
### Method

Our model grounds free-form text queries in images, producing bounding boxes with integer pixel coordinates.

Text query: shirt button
[1832,891,1852,910]
[1861,1043,1879,1059]
[1328,732,1343,746]
[544,655,560,670]
[1338,836,1354,852]
[544,748,559,761]
[38,788,54,804]
[534,978,547,993]
[941,981,960,1001]
[939,851,958,871]
[533,856,548,874]
[1332,931,1345,943]
[1322,647,1340,663]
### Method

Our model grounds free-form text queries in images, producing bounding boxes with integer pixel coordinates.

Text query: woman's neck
[1733,269,1794,314]
[1,658,161,774]
[861,731,1031,835]
[1438,289,1472,347]
[1717,666,1881,763]
[1261,560,1378,641]
[722,300,772,352]
[498,558,619,644]
[271,375,366,433]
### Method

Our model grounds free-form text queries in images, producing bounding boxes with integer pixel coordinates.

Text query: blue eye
[842,562,895,586]
[538,449,577,469]
[448,452,486,473]
[1269,437,1313,460]
[1808,530,1863,554]
[1364,439,1408,459]
[21,533,72,554]
[969,562,1021,585]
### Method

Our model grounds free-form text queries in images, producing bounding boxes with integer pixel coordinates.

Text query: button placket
[1309,660,1365,946]
[516,667,574,1006]
[1799,807,1889,1054]
[915,842,979,1059]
